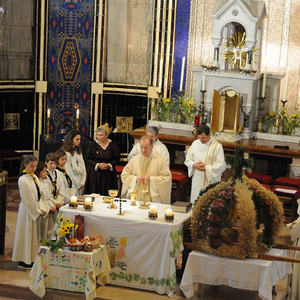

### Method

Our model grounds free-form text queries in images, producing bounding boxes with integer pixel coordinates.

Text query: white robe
[65,151,87,196]
[289,199,300,300]
[56,168,76,203]
[121,152,172,204]
[185,137,226,204]
[45,169,66,206]
[12,174,41,264]
[38,178,56,241]
[128,139,170,166]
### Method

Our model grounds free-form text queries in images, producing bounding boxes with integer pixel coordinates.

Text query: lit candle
[201,75,206,91]
[283,70,289,101]
[76,108,80,119]
[85,197,92,206]
[165,208,174,217]
[179,56,186,91]
[47,108,51,118]
[261,72,266,98]
[158,58,163,91]
[70,196,78,204]
[149,205,157,214]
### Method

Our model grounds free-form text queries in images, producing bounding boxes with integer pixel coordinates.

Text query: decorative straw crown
[98,123,111,135]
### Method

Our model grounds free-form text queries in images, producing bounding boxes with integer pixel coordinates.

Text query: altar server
[55,149,76,202]
[121,135,171,204]
[185,125,226,204]
[128,126,170,166]
[45,152,65,209]
[61,129,86,196]
[12,155,46,269]
[35,161,56,241]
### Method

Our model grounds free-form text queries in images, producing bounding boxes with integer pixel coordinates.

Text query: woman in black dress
[85,124,120,195]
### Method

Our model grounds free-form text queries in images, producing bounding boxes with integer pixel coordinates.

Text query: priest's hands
[137,175,150,183]
[193,161,206,171]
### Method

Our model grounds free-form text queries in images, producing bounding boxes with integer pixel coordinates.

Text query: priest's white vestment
[185,137,226,204]
[12,174,41,265]
[121,152,171,204]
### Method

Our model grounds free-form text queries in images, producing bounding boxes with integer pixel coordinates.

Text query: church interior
[0,0,300,299]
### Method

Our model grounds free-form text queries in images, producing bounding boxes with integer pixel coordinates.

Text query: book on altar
[171,201,192,213]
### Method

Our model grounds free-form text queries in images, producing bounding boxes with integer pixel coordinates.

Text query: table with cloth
[180,248,292,300]
[59,197,191,295]
[29,245,111,300]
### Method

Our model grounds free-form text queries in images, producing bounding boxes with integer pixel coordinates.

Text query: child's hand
[50,207,56,213]
[56,204,62,210]
[40,210,47,216]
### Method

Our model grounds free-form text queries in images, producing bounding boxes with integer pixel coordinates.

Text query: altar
[59,197,191,296]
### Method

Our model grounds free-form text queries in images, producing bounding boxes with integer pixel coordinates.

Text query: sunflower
[65,218,71,224]
[164,98,171,103]
[188,101,194,108]
[58,216,64,224]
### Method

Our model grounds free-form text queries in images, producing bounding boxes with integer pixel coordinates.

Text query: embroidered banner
[47,0,94,136]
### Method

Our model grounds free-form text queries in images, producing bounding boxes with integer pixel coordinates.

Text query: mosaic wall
[47,0,94,136]
[186,0,300,113]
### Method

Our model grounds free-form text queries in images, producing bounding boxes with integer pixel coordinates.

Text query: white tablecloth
[59,197,191,295]
[29,245,111,300]
[180,249,292,300]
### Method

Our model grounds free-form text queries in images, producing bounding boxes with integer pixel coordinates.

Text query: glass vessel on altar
[130,192,137,206]
[139,190,150,209]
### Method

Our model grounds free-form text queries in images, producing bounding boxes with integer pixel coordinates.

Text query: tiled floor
[1,210,291,300]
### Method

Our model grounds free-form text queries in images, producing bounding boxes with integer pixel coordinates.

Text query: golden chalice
[108,189,118,209]
[130,192,137,206]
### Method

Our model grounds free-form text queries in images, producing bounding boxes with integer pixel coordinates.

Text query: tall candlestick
[283,70,289,101]
[47,108,51,118]
[179,56,186,91]
[201,75,206,91]
[158,58,163,91]
[261,72,266,98]
[76,108,80,119]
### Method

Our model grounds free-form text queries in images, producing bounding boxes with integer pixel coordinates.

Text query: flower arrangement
[57,215,78,238]
[279,109,300,135]
[152,93,196,124]
[263,111,279,128]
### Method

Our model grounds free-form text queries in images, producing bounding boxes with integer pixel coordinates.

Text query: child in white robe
[35,161,56,241]
[61,129,86,196]
[55,149,76,203]
[12,155,47,269]
[45,152,66,232]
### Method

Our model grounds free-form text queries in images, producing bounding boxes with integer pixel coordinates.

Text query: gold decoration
[116,117,133,133]
[222,32,248,70]
[3,113,20,131]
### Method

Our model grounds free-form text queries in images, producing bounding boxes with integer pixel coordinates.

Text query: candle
[261,72,266,98]
[76,108,80,119]
[283,70,289,101]
[70,196,77,204]
[165,208,174,217]
[47,108,51,118]
[149,205,157,214]
[85,197,92,206]
[158,58,163,91]
[179,56,186,91]
[201,75,206,91]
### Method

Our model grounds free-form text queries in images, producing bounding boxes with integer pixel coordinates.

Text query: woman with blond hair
[85,124,120,195]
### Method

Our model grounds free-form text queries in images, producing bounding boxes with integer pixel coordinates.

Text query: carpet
[6,182,20,212]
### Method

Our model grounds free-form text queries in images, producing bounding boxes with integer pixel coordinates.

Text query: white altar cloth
[59,197,191,295]
[180,249,292,300]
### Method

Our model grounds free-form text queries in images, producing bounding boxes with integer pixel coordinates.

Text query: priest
[127,126,170,166]
[185,125,226,204]
[121,135,171,204]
